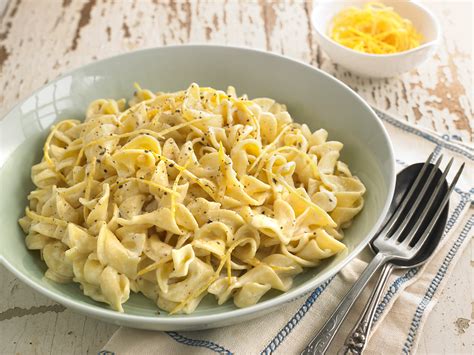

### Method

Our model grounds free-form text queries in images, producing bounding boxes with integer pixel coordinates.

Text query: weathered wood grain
[0,264,117,354]
[0,1,472,354]
[0,0,471,141]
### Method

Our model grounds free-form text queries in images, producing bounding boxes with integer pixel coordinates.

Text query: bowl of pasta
[0,45,395,330]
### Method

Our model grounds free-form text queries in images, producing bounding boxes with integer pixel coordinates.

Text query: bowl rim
[311,0,442,58]
[0,44,396,327]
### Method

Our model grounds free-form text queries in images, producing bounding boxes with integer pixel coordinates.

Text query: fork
[301,154,464,355]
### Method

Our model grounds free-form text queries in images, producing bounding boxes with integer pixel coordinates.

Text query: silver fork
[301,154,464,355]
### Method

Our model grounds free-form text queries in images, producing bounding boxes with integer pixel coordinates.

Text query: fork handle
[339,262,395,355]
[301,253,389,355]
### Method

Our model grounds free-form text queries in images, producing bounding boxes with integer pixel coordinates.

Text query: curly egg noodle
[19,83,366,314]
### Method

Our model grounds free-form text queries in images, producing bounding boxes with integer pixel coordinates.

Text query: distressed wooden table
[0,1,472,354]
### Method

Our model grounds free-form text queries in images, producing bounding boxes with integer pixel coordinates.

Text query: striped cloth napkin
[101,109,474,355]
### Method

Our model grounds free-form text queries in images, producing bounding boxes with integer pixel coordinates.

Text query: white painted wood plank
[0,1,471,354]
[0,1,471,143]
[417,243,473,355]
[0,265,118,354]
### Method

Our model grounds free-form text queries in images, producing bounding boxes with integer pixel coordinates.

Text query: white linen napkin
[101,108,474,355]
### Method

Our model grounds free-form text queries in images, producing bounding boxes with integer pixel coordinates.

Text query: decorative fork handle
[301,253,389,355]
[339,263,395,355]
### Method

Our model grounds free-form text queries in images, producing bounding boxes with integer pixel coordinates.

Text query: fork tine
[375,151,435,239]
[409,163,465,256]
[384,154,443,243]
[400,157,454,247]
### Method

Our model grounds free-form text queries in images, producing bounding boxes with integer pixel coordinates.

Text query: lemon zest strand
[83,157,97,220]
[156,155,218,201]
[265,169,337,228]
[137,256,172,276]
[43,120,79,182]
[171,157,192,217]
[248,123,293,174]
[119,177,179,197]
[273,146,319,178]
[170,237,254,315]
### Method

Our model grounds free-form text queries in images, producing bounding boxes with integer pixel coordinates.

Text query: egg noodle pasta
[19,83,366,314]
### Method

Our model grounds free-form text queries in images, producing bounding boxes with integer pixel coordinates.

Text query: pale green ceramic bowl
[0,45,395,331]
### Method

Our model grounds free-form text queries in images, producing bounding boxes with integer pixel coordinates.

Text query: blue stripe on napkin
[166,331,233,354]
[260,278,333,354]
[402,215,474,353]
[373,191,471,323]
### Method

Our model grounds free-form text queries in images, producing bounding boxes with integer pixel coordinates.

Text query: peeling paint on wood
[7,0,21,19]
[0,305,66,322]
[0,1,469,141]
[122,21,131,38]
[453,317,470,335]
[0,20,11,40]
[0,44,9,70]
[70,0,96,51]
[105,25,111,41]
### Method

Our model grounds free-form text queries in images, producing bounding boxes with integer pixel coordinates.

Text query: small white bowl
[312,0,441,78]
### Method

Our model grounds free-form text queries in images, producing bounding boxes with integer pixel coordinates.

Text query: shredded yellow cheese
[330,2,423,54]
